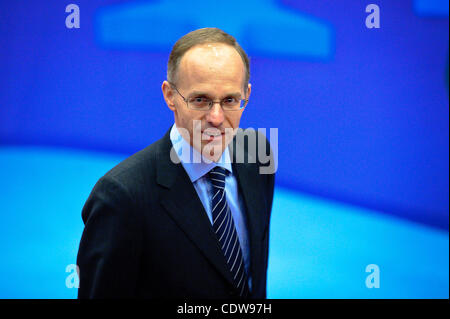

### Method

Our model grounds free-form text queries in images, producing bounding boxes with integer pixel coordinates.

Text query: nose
[206,101,224,126]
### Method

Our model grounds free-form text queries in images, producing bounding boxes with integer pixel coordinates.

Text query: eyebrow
[188,91,243,99]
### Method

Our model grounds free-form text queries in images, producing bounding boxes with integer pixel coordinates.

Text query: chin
[201,141,226,162]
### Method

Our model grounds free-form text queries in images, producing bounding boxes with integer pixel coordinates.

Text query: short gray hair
[167,27,250,91]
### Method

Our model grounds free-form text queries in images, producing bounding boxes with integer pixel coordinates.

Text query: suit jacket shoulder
[77,126,275,298]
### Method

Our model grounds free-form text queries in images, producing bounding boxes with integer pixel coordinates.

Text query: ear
[162,80,176,111]
[246,83,252,99]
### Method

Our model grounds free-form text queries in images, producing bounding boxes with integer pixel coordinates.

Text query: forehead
[177,43,245,91]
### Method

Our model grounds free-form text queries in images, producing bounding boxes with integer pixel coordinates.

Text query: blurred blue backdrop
[0,0,448,298]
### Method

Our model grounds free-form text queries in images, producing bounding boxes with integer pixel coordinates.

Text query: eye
[223,97,237,105]
[194,97,205,103]
[189,96,211,107]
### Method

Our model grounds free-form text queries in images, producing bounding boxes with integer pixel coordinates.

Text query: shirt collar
[169,123,233,183]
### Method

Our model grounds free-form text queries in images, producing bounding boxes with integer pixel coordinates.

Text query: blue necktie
[208,166,249,297]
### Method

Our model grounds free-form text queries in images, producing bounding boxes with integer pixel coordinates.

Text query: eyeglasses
[169,82,248,111]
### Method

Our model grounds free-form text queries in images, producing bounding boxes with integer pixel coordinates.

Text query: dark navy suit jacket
[76,127,275,298]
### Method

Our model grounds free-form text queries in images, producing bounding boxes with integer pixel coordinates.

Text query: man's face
[162,43,251,162]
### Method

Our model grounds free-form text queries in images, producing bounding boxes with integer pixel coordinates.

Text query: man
[77,27,275,299]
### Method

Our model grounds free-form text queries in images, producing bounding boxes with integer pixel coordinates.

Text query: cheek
[177,108,195,127]
[176,109,205,138]
[223,113,242,144]
[227,113,242,129]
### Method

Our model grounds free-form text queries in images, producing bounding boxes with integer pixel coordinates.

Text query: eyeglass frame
[168,81,248,111]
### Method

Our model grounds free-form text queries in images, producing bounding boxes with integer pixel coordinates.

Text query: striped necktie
[208,166,249,298]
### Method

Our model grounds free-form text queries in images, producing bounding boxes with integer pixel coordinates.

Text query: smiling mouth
[202,130,224,141]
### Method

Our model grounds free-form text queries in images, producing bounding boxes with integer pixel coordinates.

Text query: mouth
[202,130,224,142]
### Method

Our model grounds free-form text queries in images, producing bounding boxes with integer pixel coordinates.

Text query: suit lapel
[155,127,267,293]
[156,129,236,288]
[229,135,267,293]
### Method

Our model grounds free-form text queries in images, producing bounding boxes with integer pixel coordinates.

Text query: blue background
[0,0,448,298]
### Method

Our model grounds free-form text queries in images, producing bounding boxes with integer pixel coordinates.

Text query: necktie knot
[208,166,227,188]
